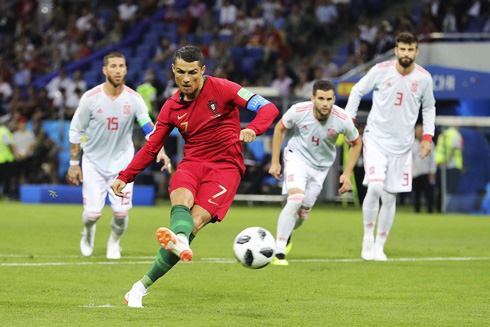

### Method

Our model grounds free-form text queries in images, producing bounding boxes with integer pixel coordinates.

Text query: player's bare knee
[170,188,194,208]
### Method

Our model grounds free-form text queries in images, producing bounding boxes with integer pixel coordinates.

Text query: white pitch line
[1,257,490,267]
[78,304,115,308]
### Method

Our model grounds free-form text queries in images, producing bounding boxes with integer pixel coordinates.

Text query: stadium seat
[246,47,264,60]
[118,47,134,58]
[246,139,266,162]
[218,34,232,44]
[144,32,161,46]
[162,32,179,45]
[84,71,101,88]
[164,22,178,33]
[128,57,146,72]
[337,45,349,58]
[228,47,245,59]
[150,21,165,34]
[199,33,214,46]
[126,70,140,85]
[239,57,257,80]
[135,44,154,60]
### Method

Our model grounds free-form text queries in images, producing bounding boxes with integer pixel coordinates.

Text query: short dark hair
[395,32,418,47]
[313,80,336,96]
[104,51,126,66]
[173,46,204,67]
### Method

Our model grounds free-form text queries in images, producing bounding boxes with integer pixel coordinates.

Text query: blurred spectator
[12,116,36,189]
[261,0,282,25]
[154,36,176,64]
[294,69,312,99]
[136,70,158,119]
[271,8,286,31]
[210,42,235,79]
[67,70,87,99]
[46,70,73,100]
[98,20,124,48]
[359,16,378,45]
[435,127,464,195]
[47,48,67,73]
[52,87,69,119]
[196,9,219,35]
[0,114,14,197]
[246,7,266,34]
[188,0,207,33]
[340,53,362,75]
[118,0,139,24]
[31,119,59,184]
[164,5,181,23]
[316,50,339,78]
[177,9,194,35]
[412,124,437,213]
[31,88,55,121]
[76,8,94,33]
[13,61,31,88]
[65,88,82,119]
[0,76,13,101]
[312,0,339,43]
[219,0,237,26]
[441,4,458,32]
[373,28,395,58]
[271,66,293,96]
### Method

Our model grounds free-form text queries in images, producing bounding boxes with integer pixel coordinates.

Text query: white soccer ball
[233,227,275,269]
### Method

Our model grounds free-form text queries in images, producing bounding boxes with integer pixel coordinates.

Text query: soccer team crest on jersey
[123,104,131,115]
[411,82,418,92]
[207,100,221,119]
[327,128,336,137]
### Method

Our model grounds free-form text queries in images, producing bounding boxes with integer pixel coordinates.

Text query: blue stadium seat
[246,47,264,60]
[337,45,349,57]
[182,33,196,45]
[204,59,213,68]
[246,139,265,161]
[144,32,161,46]
[117,47,133,58]
[128,57,147,71]
[164,22,178,33]
[228,47,245,59]
[126,70,140,85]
[218,34,232,44]
[198,33,214,46]
[239,57,257,80]
[84,71,101,88]
[162,32,179,45]
[135,44,154,60]
[150,21,165,34]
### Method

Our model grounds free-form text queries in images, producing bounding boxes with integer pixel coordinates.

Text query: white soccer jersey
[69,84,150,176]
[281,102,359,170]
[345,60,436,156]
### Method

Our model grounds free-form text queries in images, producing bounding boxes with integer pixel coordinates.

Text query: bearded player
[68,52,170,260]
[345,32,436,261]
[111,46,279,307]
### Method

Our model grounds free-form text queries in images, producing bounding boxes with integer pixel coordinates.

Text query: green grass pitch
[0,201,489,326]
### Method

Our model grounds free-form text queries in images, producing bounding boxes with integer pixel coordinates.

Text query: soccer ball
[233,227,275,269]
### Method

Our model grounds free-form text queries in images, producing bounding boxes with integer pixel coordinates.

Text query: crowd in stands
[0,0,488,197]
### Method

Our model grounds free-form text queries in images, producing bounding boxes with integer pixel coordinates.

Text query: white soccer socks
[374,191,397,261]
[124,281,148,308]
[275,194,304,256]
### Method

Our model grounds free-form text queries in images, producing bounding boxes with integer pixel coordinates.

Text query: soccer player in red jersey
[111,46,279,307]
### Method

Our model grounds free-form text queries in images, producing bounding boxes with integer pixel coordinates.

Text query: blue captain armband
[246,95,270,113]
[138,117,155,139]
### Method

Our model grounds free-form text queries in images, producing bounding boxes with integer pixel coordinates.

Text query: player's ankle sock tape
[170,205,194,239]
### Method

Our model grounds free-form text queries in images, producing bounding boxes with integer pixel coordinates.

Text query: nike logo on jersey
[96,108,103,114]
[177,113,187,120]
[208,199,219,205]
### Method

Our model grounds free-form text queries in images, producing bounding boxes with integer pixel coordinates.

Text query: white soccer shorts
[282,148,329,207]
[362,137,413,193]
[82,155,134,214]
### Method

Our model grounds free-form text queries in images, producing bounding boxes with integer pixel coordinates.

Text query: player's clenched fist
[239,128,256,143]
[111,179,127,197]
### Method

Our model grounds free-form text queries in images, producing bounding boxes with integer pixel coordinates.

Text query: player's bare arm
[239,128,256,143]
[339,136,362,194]
[419,140,432,159]
[110,179,127,197]
[156,146,172,173]
[268,121,287,181]
[67,143,83,185]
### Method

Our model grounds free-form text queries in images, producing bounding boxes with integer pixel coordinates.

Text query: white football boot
[361,239,375,261]
[156,227,193,262]
[124,281,148,308]
[80,224,96,257]
[373,245,388,261]
[106,234,121,260]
